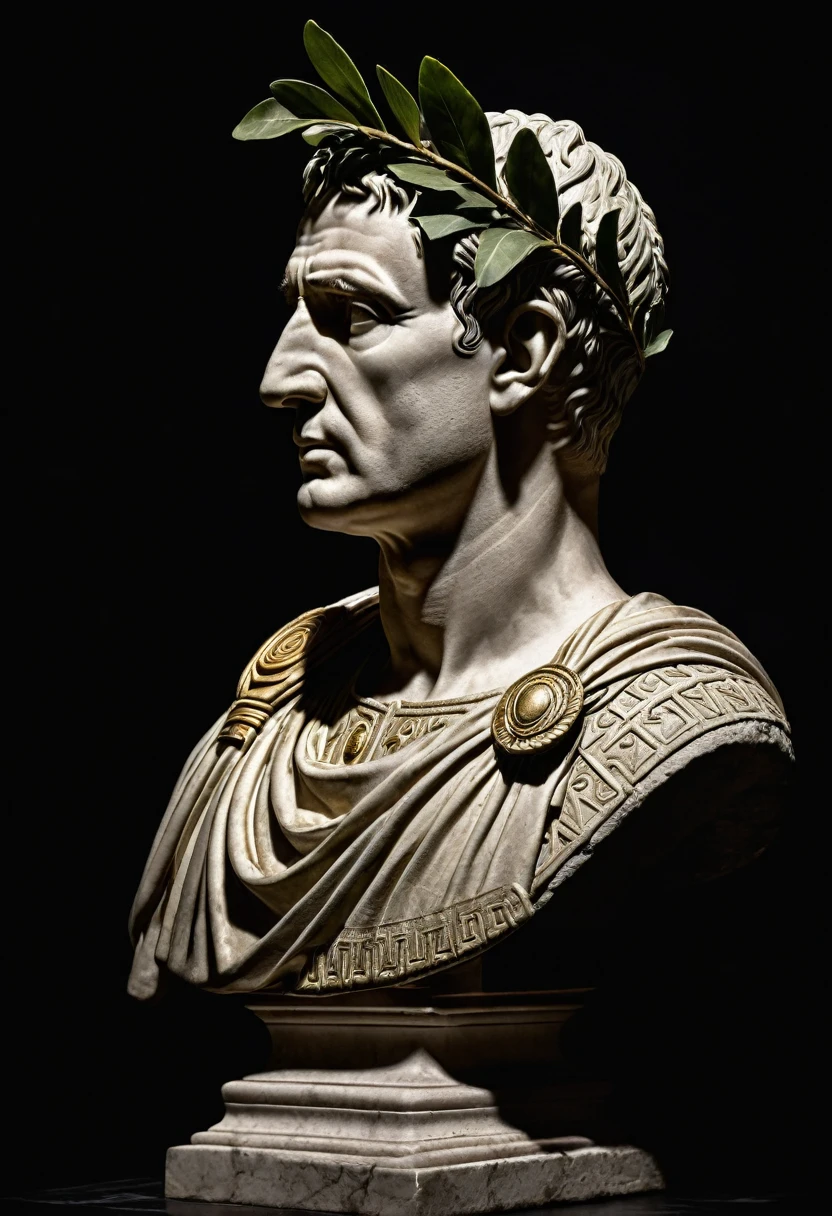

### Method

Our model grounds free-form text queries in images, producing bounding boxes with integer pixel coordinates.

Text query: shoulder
[217,588,379,748]
[534,660,792,899]
[575,660,790,794]
[568,592,786,712]
[554,590,791,787]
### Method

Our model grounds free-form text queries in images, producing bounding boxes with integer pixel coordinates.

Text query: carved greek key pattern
[296,883,533,993]
[532,664,789,894]
[310,699,470,766]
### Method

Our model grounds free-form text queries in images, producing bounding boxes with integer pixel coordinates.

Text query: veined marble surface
[2,1176,824,1214]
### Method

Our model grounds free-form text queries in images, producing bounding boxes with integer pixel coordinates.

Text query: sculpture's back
[131,23,792,1212]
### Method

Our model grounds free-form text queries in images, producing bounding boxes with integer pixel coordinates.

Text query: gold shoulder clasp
[492,664,584,755]
[218,607,327,748]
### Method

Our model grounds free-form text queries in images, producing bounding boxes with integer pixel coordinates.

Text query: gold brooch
[492,664,584,755]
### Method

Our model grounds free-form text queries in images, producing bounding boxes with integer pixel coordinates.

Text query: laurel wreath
[233,20,673,363]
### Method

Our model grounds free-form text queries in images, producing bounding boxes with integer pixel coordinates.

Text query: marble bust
[128,109,791,1005]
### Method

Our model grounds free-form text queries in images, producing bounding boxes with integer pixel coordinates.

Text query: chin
[297,479,380,536]
[299,474,403,537]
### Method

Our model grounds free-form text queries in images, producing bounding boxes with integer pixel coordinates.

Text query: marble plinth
[166,1143,662,1214]
[165,990,663,1213]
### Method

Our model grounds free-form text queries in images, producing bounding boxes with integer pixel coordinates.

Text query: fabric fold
[128,589,786,998]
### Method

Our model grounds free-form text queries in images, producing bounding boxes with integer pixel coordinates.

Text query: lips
[294,432,336,454]
[299,447,334,465]
[296,438,342,478]
[298,442,334,456]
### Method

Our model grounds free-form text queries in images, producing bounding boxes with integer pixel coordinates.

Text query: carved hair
[303,112,669,475]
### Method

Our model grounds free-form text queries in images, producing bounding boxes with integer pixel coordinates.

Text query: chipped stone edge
[166,1143,664,1216]
[535,719,793,909]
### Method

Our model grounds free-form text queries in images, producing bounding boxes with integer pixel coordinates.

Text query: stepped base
[166,1143,662,1215]
[165,989,663,1213]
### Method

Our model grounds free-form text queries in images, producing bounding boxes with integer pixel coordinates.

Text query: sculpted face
[260,195,496,538]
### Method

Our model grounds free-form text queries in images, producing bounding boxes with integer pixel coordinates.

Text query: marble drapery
[128,592,786,999]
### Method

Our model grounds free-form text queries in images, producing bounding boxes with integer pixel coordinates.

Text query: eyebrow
[282,273,355,296]
[281,267,410,314]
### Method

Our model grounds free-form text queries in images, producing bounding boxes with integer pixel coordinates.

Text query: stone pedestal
[166,986,663,1214]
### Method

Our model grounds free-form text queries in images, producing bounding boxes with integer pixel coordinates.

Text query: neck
[368,445,625,702]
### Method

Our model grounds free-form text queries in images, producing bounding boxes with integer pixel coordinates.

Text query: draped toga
[128,590,791,999]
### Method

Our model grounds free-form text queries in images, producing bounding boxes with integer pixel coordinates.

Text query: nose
[259,299,328,411]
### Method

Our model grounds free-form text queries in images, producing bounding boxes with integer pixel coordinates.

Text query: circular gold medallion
[492,664,584,755]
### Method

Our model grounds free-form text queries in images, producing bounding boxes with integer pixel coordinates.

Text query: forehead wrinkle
[292,205,424,299]
[306,248,408,300]
[305,268,410,313]
[285,246,414,313]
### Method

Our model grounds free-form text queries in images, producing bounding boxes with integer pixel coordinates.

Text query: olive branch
[233,20,673,362]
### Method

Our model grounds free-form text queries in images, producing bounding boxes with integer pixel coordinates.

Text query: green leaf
[410,188,498,227]
[269,79,358,124]
[376,66,421,144]
[644,328,673,357]
[418,57,497,190]
[232,98,321,141]
[388,163,496,215]
[474,227,550,288]
[558,201,583,253]
[303,20,385,130]
[389,162,502,230]
[415,213,489,240]
[388,161,468,191]
[594,210,628,306]
[503,128,559,235]
[451,184,496,210]
[301,123,347,146]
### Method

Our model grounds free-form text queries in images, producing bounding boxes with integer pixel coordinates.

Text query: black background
[8,5,824,1200]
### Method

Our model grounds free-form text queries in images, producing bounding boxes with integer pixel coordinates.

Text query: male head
[260,111,668,541]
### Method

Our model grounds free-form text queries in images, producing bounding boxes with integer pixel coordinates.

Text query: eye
[348,302,383,336]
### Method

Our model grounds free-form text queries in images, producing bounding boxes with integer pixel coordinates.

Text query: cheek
[357,308,494,466]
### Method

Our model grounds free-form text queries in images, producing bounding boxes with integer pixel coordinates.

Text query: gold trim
[296,883,533,993]
[217,601,378,748]
[310,698,472,766]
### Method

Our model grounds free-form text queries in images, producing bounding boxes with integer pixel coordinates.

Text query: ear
[489,300,567,417]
